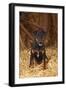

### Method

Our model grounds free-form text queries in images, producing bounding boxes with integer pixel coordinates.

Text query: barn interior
[19,12,58,78]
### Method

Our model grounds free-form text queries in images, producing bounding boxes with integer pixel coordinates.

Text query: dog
[29,30,48,69]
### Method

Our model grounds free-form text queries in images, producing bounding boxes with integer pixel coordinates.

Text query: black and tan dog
[29,29,48,69]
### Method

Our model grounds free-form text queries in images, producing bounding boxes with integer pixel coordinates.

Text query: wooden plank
[20,23,34,41]
[21,19,47,32]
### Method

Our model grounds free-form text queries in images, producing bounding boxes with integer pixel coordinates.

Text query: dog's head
[33,28,47,43]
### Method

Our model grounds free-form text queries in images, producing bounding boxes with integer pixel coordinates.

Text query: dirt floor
[19,47,58,78]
